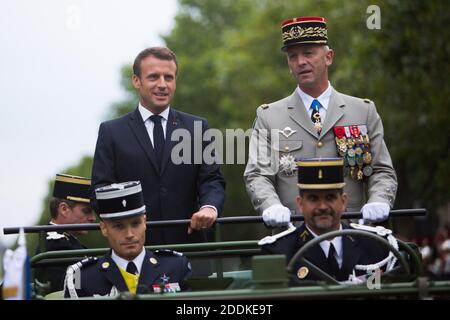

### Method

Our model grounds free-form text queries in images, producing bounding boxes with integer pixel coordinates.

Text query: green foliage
[369,0,450,213]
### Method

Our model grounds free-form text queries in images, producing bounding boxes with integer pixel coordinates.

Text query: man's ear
[58,202,70,219]
[132,74,141,89]
[296,195,303,214]
[325,48,334,66]
[341,192,348,210]
[99,221,108,237]
[142,215,147,231]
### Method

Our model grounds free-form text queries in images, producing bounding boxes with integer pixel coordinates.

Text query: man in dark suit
[92,47,225,246]
[260,158,395,283]
[64,181,191,298]
[35,174,96,292]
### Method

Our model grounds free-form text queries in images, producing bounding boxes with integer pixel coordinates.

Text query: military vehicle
[3,209,450,300]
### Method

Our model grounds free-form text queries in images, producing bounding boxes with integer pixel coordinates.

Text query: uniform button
[284,146,290,151]
[160,187,167,194]
[317,141,323,147]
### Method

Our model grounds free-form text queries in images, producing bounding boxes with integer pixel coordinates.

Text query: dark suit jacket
[92,108,225,245]
[261,223,388,282]
[34,231,86,292]
[64,249,191,298]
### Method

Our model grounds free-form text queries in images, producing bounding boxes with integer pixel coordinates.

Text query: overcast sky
[0,0,178,246]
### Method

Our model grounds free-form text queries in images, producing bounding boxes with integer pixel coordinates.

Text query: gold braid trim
[283,26,327,42]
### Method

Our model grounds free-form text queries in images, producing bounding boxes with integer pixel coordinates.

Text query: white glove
[262,204,291,227]
[361,202,390,223]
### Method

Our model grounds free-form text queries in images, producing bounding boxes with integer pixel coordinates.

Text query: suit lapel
[128,108,160,173]
[101,254,128,292]
[287,91,318,139]
[160,109,180,175]
[137,250,162,293]
[320,89,346,138]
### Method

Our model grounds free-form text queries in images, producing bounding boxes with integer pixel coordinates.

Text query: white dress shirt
[296,81,333,123]
[111,247,146,274]
[138,104,170,147]
[306,224,343,268]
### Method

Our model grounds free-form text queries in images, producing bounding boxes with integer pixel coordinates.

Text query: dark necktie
[150,115,165,166]
[310,99,322,134]
[327,243,340,278]
[126,261,138,275]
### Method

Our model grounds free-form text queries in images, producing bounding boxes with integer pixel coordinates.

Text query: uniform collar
[305,224,343,261]
[296,81,332,112]
[111,247,146,274]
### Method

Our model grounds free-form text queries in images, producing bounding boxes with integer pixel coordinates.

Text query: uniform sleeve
[244,106,282,213]
[365,101,398,207]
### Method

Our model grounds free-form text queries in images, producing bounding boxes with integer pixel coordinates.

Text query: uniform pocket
[273,139,303,153]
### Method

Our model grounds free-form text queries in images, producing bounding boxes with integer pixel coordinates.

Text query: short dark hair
[49,197,77,219]
[133,47,178,77]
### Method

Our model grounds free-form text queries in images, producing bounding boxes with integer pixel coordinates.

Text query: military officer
[35,174,95,292]
[259,158,397,283]
[64,181,191,298]
[244,16,397,227]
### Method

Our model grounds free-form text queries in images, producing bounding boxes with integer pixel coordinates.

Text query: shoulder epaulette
[363,98,372,104]
[71,256,98,270]
[260,104,269,110]
[258,225,297,246]
[349,223,392,237]
[154,249,183,257]
[46,231,67,240]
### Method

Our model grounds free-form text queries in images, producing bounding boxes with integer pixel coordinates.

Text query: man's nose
[296,55,307,66]
[156,76,167,88]
[125,226,134,238]
[317,200,328,210]
[87,213,96,223]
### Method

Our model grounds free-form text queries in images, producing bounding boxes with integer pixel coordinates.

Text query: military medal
[344,126,351,138]
[333,126,345,139]
[347,148,355,158]
[356,155,364,166]
[313,112,322,132]
[350,125,360,137]
[348,157,356,166]
[334,124,373,181]
[357,167,363,180]
[358,125,368,136]
[279,154,297,177]
[363,152,372,164]
[362,134,370,144]
[363,166,373,177]
[160,273,170,284]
